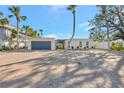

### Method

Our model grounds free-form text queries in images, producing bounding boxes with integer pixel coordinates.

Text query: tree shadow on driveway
[0,50,124,88]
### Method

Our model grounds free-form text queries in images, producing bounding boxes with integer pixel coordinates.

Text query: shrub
[111,42,124,51]
[0,45,14,51]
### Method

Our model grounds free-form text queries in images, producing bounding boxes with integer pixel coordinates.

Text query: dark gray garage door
[31,41,51,50]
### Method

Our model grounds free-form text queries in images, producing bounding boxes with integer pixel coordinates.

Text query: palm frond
[0,18,9,25]
[8,7,15,13]
[20,16,27,21]
[0,12,3,17]
[8,15,14,18]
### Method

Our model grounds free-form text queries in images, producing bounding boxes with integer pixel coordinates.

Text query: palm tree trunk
[9,33,13,48]
[69,11,76,48]
[16,19,19,49]
[25,31,27,49]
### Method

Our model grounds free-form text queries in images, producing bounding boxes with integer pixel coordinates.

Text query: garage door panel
[31,41,51,50]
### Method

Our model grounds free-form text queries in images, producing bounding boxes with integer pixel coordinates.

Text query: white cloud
[84,25,95,31]
[78,22,95,32]
[78,22,89,28]
[48,5,67,13]
[45,33,71,39]
[45,34,59,39]
[47,5,66,15]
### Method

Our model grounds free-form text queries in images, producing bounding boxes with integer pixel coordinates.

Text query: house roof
[65,38,93,41]
[0,24,25,35]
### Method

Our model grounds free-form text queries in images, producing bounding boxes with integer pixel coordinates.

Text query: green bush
[111,42,124,51]
[0,45,14,51]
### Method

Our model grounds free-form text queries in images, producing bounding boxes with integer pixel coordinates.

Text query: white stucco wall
[64,39,94,49]
[95,41,109,49]
[28,37,55,50]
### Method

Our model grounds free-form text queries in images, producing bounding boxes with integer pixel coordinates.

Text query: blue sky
[0,5,99,39]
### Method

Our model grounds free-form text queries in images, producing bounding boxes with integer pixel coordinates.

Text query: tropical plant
[26,28,37,38]
[0,12,9,25]
[22,25,32,48]
[89,27,106,41]
[89,5,124,42]
[39,29,43,37]
[99,5,110,49]
[0,18,9,25]
[8,29,17,48]
[0,12,3,17]
[67,5,77,48]
[111,42,124,51]
[8,6,27,49]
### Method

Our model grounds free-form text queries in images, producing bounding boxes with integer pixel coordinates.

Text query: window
[79,41,82,47]
[68,41,70,48]
[86,41,89,48]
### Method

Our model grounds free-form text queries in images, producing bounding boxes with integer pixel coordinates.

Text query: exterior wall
[0,28,9,46]
[28,37,55,50]
[0,25,26,48]
[64,39,94,49]
[0,28,6,41]
[95,41,109,49]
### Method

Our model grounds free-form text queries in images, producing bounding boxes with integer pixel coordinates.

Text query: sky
[0,5,99,39]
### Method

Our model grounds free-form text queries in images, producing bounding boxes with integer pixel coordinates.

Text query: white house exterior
[0,24,26,48]
[64,39,94,49]
[28,37,55,50]
[95,41,109,49]
[0,25,13,46]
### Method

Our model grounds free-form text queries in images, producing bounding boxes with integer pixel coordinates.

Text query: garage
[28,37,55,51]
[31,41,51,50]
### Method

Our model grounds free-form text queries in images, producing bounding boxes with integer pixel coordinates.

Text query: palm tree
[0,18,9,25]
[22,25,31,48]
[0,12,9,25]
[39,29,43,37]
[9,29,16,48]
[67,5,77,48]
[27,28,37,38]
[0,12,3,18]
[8,6,27,49]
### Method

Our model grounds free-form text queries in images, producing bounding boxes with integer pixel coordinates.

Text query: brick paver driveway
[0,49,124,88]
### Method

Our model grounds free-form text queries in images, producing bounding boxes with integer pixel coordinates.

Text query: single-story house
[28,38,94,50]
[64,39,94,49]
[28,37,55,50]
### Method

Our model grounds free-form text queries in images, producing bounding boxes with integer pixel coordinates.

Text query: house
[0,24,26,48]
[64,39,94,49]
[28,37,56,50]
[28,38,94,50]
[56,39,65,49]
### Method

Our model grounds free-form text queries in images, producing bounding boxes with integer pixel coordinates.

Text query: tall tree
[67,5,77,48]
[9,29,16,48]
[39,29,43,37]
[89,27,106,42]
[99,5,110,49]
[0,12,9,25]
[0,12,3,18]
[0,18,9,25]
[89,5,124,42]
[8,6,27,49]
[22,25,31,48]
